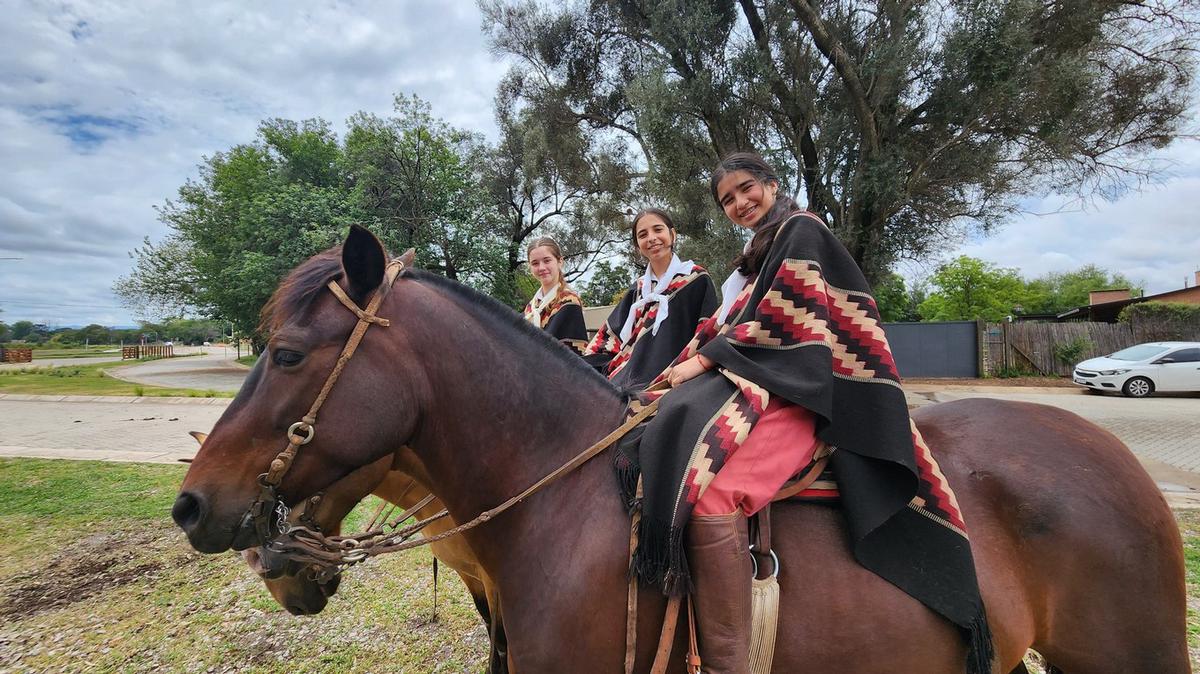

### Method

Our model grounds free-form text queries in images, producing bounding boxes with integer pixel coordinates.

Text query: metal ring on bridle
[287,421,315,444]
[749,546,780,579]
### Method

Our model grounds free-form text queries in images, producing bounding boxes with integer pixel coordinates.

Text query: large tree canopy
[115,98,511,342]
[482,0,1196,282]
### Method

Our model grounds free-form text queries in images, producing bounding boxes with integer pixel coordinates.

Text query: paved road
[927,389,1200,473]
[1,382,1196,505]
[107,347,249,392]
[0,395,227,463]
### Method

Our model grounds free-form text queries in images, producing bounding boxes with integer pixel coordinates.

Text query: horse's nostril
[172,491,204,530]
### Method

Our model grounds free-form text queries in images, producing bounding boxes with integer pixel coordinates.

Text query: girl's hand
[667,354,714,387]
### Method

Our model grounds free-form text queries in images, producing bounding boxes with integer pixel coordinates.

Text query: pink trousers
[693,398,821,517]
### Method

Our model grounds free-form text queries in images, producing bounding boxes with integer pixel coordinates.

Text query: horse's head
[244,453,396,615]
[172,225,423,553]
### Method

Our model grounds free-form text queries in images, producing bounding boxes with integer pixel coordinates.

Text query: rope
[271,398,661,569]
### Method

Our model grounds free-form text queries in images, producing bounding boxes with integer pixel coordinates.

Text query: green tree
[483,0,1196,282]
[115,118,358,343]
[10,320,34,341]
[873,273,924,322]
[344,95,509,291]
[581,260,634,306]
[484,104,636,306]
[0,321,10,342]
[918,256,1028,321]
[1023,265,1142,314]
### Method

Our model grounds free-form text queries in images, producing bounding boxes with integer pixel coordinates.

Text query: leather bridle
[240,257,658,583]
[242,258,407,546]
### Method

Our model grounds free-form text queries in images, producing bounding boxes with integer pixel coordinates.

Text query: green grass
[1,458,1195,672]
[0,362,232,398]
[0,458,487,673]
[1175,510,1200,661]
[236,354,259,367]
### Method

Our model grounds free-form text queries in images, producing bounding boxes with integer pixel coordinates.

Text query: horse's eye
[272,349,304,367]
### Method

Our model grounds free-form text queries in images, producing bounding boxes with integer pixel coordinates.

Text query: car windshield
[1109,344,1171,361]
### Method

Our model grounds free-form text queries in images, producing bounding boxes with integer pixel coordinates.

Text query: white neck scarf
[526,283,559,326]
[618,254,693,343]
[716,240,753,325]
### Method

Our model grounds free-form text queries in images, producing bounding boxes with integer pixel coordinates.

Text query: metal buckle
[287,421,315,444]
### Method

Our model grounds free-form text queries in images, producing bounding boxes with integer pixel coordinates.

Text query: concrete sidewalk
[2,386,1197,508]
[0,395,229,464]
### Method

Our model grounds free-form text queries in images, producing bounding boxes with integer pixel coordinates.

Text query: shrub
[1118,301,1200,323]
[1053,337,1092,366]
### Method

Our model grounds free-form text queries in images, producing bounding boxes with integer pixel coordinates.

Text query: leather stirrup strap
[770,454,831,502]
[650,595,683,674]
[685,595,701,674]
[751,506,773,578]
[625,507,642,674]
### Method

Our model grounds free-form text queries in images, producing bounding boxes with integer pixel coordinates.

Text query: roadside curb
[904,385,1081,396]
[0,393,232,406]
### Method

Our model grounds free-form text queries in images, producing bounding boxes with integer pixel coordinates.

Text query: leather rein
[242,257,659,582]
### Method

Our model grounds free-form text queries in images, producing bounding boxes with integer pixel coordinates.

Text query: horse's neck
[402,293,627,542]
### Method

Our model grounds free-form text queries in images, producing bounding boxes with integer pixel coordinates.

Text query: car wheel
[1122,376,1154,398]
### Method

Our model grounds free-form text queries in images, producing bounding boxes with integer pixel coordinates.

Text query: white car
[1073,341,1200,397]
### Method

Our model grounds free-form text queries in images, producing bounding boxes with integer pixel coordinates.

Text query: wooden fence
[122,345,174,360]
[0,348,33,363]
[983,318,1200,377]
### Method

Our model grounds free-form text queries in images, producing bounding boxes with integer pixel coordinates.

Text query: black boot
[686,510,752,674]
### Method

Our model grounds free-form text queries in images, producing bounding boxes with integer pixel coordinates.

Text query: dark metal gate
[882,321,979,378]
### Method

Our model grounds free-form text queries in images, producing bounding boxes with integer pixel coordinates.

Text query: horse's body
[173,228,1188,673]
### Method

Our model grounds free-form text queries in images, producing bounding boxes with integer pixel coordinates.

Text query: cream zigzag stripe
[910,420,963,518]
[670,388,741,521]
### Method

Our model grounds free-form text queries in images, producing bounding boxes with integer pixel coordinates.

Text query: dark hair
[710,152,796,275]
[630,208,677,251]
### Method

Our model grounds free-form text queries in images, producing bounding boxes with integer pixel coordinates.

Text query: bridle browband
[242,257,659,582]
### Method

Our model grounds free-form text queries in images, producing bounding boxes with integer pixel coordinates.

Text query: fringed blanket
[523,288,588,353]
[615,210,993,674]
[584,266,717,390]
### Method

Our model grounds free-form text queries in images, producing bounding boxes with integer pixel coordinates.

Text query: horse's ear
[398,248,416,270]
[342,224,387,302]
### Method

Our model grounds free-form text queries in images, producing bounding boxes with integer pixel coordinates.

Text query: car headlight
[1098,369,1130,375]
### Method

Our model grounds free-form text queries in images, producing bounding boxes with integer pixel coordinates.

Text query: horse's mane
[407,269,623,397]
[259,249,623,399]
[259,248,346,334]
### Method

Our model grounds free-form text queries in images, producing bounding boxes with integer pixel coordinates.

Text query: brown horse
[238,449,508,673]
[173,226,1188,673]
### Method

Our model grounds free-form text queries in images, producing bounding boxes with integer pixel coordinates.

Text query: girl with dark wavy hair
[583,208,716,390]
[619,153,993,674]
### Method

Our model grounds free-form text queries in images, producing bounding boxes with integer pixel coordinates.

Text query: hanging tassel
[748,568,779,674]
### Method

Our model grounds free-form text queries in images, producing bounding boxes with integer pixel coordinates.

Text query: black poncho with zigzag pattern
[617,206,994,674]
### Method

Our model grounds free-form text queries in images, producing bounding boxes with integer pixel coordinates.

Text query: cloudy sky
[1,1,1197,328]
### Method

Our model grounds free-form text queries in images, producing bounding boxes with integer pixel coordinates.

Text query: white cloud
[2,1,1197,326]
[0,0,509,326]
[948,140,1200,296]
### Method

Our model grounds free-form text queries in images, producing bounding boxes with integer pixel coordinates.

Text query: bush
[1053,337,1092,366]
[1118,301,1200,323]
